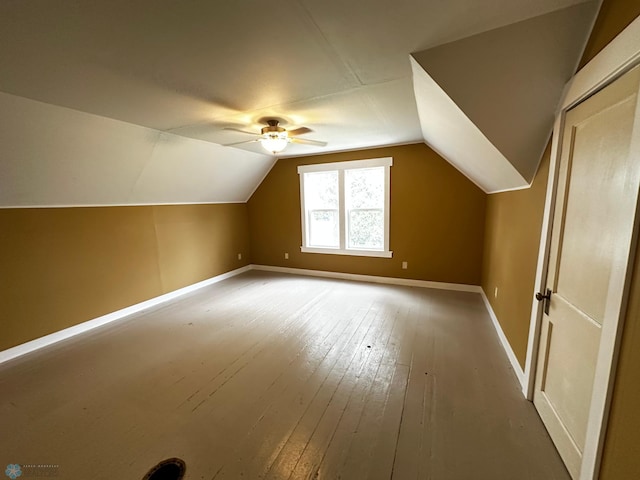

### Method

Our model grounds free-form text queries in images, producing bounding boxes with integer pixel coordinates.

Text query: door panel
[556,96,637,323]
[539,296,600,453]
[534,65,640,480]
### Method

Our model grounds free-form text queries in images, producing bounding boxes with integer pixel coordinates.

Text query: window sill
[300,246,393,258]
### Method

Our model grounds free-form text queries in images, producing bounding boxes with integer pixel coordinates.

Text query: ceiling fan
[223,119,327,154]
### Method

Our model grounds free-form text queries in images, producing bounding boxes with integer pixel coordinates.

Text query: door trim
[523,14,640,480]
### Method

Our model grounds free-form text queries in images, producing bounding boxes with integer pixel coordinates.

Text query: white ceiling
[0,0,599,205]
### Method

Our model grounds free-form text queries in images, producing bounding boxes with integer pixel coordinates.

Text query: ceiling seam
[126,130,162,203]
[162,76,410,135]
[294,0,365,87]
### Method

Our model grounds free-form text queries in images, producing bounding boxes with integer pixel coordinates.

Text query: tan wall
[248,143,486,285]
[579,0,640,69]
[481,1,640,477]
[481,146,550,368]
[0,204,250,351]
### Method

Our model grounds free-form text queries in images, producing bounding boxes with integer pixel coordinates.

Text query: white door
[534,65,640,479]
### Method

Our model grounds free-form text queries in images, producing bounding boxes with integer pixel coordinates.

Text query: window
[298,157,392,258]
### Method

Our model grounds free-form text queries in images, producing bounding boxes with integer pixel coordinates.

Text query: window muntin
[298,157,392,258]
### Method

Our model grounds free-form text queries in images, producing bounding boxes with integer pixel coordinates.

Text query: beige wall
[579,0,640,69]
[248,143,486,285]
[481,146,550,368]
[0,204,250,351]
[481,1,640,477]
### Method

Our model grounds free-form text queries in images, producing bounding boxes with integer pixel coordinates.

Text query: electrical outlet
[237,253,242,260]
[402,261,408,269]
[494,287,499,298]
[284,252,289,260]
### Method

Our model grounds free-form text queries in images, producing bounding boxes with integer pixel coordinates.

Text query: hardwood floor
[0,271,570,479]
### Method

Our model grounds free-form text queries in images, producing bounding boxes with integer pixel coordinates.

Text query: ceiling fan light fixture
[260,131,289,154]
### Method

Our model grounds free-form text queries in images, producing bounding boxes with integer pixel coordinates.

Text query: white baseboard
[251,264,482,293]
[480,290,526,389]
[0,265,252,365]
[0,263,487,365]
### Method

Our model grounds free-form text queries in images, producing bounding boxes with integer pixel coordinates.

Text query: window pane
[346,167,385,250]
[304,171,339,248]
[347,209,383,249]
[309,209,339,247]
[304,171,338,209]
[345,167,384,209]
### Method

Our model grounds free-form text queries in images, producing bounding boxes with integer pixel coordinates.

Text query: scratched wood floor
[0,271,570,479]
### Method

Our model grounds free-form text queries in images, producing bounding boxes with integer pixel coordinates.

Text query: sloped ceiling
[0,92,272,206]
[411,2,600,190]
[0,0,600,206]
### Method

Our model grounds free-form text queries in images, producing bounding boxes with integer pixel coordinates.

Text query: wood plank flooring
[0,271,570,479]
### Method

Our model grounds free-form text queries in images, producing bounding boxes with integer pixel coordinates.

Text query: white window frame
[298,157,393,258]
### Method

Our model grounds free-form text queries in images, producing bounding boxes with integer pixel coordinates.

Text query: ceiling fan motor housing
[261,119,286,135]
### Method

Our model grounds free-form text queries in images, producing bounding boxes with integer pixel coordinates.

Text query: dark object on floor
[142,458,186,480]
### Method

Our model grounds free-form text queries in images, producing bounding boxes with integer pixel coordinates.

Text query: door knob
[536,288,552,315]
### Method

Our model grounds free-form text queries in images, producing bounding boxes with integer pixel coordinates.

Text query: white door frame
[522,14,640,480]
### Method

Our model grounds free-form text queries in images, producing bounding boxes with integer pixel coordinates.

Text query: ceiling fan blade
[291,137,328,147]
[223,139,260,147]
[223,127,259,136]
[288,127,313,137]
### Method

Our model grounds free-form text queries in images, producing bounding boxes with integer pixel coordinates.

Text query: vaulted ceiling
[0,0,600,206]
